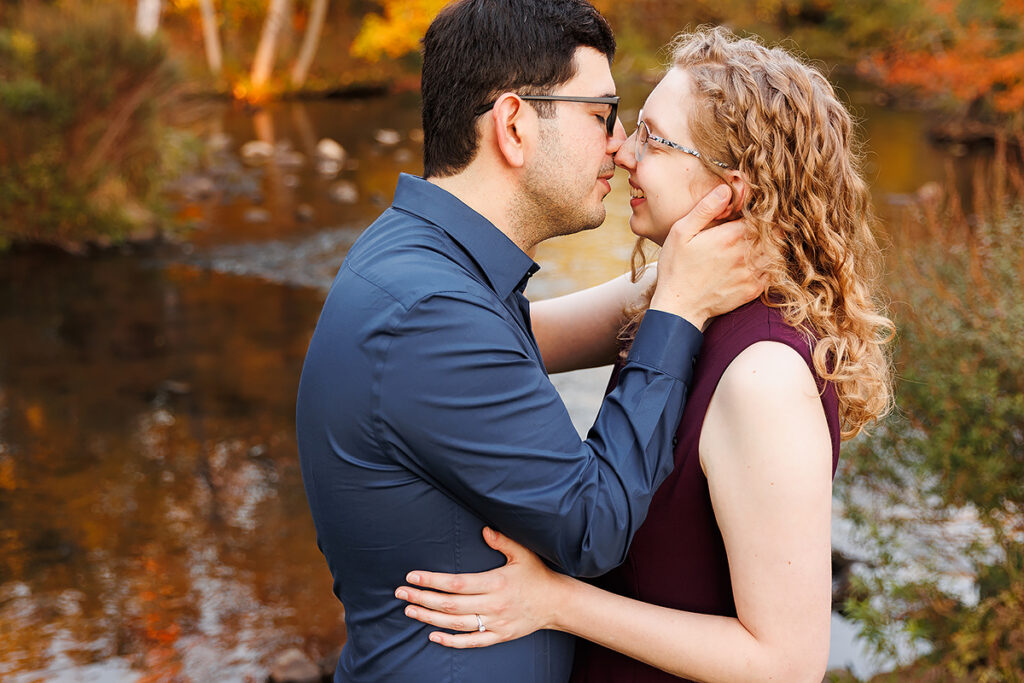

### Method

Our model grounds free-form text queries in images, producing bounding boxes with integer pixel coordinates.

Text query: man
[296,1,760,681]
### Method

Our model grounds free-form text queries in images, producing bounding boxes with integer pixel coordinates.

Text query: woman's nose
[614,128,637,170]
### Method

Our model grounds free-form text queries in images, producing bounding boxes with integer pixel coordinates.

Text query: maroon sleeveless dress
[570,299,841,683]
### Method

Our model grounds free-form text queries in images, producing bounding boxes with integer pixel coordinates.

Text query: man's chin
[583,207,607,232]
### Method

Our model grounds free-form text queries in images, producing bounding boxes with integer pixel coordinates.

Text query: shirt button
[672,437,679,447]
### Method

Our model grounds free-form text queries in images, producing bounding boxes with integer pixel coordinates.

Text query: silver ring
[475,614,486,632]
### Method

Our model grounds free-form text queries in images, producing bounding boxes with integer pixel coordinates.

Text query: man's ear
[490,93,532,169]
[713,171,749,221]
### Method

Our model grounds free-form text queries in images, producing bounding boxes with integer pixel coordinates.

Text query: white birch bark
[135,0,162,38]
[290,0,329,89]
[198,0,223,76]
[250,0,293,92]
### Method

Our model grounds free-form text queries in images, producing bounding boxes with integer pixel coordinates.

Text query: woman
[395,27,893,682]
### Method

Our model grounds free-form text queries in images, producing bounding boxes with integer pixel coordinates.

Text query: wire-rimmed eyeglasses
[635,110,728,168]
[476,95,620,136]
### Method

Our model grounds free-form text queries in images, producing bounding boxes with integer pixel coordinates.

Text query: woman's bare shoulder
[700,341,828,474]
[716,340,817,400]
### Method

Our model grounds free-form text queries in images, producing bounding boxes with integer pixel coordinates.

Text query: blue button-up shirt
[297,174,702,683]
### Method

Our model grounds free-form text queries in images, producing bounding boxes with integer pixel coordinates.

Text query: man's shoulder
[337,207,492,312]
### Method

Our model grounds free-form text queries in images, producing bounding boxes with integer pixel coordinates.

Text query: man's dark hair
[421,0,615,178]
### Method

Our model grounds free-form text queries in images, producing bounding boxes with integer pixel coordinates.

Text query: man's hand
[649,184,764,330]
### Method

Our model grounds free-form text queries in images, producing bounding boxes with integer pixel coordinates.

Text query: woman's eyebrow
[643,113,666,134]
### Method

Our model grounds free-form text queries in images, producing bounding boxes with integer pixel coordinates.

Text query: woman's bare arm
[551,341,833,681]
[397,341,833,683]
[530,265,655,374]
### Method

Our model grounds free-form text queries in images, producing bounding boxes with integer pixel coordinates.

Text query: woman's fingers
[403,604,484,632]
[396,584,487,615]
[402,602,515,650]
[405,568,499,594]
[429,630,504,649]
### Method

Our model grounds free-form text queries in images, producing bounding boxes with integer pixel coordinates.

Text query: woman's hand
[395,527,567,648]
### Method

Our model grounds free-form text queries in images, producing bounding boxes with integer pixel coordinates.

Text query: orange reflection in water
[0,255,344,681]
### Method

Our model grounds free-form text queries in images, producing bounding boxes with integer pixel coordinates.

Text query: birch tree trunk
[198,0,223,76]
[135,0,161,38]
[290,0,329,89]
[250,0,292,92]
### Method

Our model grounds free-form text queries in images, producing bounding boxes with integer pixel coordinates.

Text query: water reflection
[0,90,999,680]
[0,253,343,680]
[172,96,424,248]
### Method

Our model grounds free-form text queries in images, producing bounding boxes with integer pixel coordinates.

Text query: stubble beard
[512,122,607,246]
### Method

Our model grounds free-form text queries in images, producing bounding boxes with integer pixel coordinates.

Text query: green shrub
[839,163,1024,680]
[0,1,185,250]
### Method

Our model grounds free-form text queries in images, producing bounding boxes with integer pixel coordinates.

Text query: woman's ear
[713,171,748,221]
[490,93,532,169]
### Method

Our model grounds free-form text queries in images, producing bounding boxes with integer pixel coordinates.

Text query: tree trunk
[250,0,292,93]
[290,0,329,89]
[135,0,161,37]
[198,0,223,76]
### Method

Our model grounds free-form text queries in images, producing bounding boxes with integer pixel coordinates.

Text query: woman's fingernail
[429,633,442,643]
[405,606,415,617]
[714,185,731,201]
[395,588,408,600]
[407,572,420,584]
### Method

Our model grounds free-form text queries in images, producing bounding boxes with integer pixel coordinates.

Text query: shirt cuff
[625,309,703,383]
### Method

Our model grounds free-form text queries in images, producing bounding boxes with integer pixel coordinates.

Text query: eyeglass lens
[635,121,650,162]
[604,101,617,136]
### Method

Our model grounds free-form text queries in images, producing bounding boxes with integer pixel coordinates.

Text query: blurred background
[0,0,1022,680]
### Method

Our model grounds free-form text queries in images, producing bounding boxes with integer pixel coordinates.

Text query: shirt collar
[391,173,539,298]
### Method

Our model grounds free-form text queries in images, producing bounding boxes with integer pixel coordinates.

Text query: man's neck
[427,171,539,255]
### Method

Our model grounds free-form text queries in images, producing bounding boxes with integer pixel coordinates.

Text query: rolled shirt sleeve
[376,292,701,577]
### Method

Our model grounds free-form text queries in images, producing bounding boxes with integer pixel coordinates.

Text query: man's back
[298,179,575,681]
[297,175,702,681]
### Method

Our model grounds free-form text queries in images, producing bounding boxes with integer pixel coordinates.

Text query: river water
[0,88,992,681]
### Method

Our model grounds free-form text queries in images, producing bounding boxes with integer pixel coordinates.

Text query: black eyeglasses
[476,95,620,136]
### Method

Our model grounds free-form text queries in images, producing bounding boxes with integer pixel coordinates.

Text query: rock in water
[243,207,271,223]
[277,151,306,170]
[328,181,359,204]
[268,648,321,683]
[208,132,232,151]
[316,138,346,162]
[240,140,274,165]
[374,129,401,146]
[315,158,342,177]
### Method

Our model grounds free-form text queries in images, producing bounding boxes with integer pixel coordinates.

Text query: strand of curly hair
[619,27,894,440]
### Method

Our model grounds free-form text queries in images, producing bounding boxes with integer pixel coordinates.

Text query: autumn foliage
[351,0,449,61]
[860,0,1024,117]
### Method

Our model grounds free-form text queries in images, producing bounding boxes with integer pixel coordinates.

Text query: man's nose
[606,117,627,154]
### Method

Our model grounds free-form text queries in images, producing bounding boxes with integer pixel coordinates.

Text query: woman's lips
[629,182,645,207]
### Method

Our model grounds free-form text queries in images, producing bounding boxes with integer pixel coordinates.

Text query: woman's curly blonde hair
[621,27,894,439]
